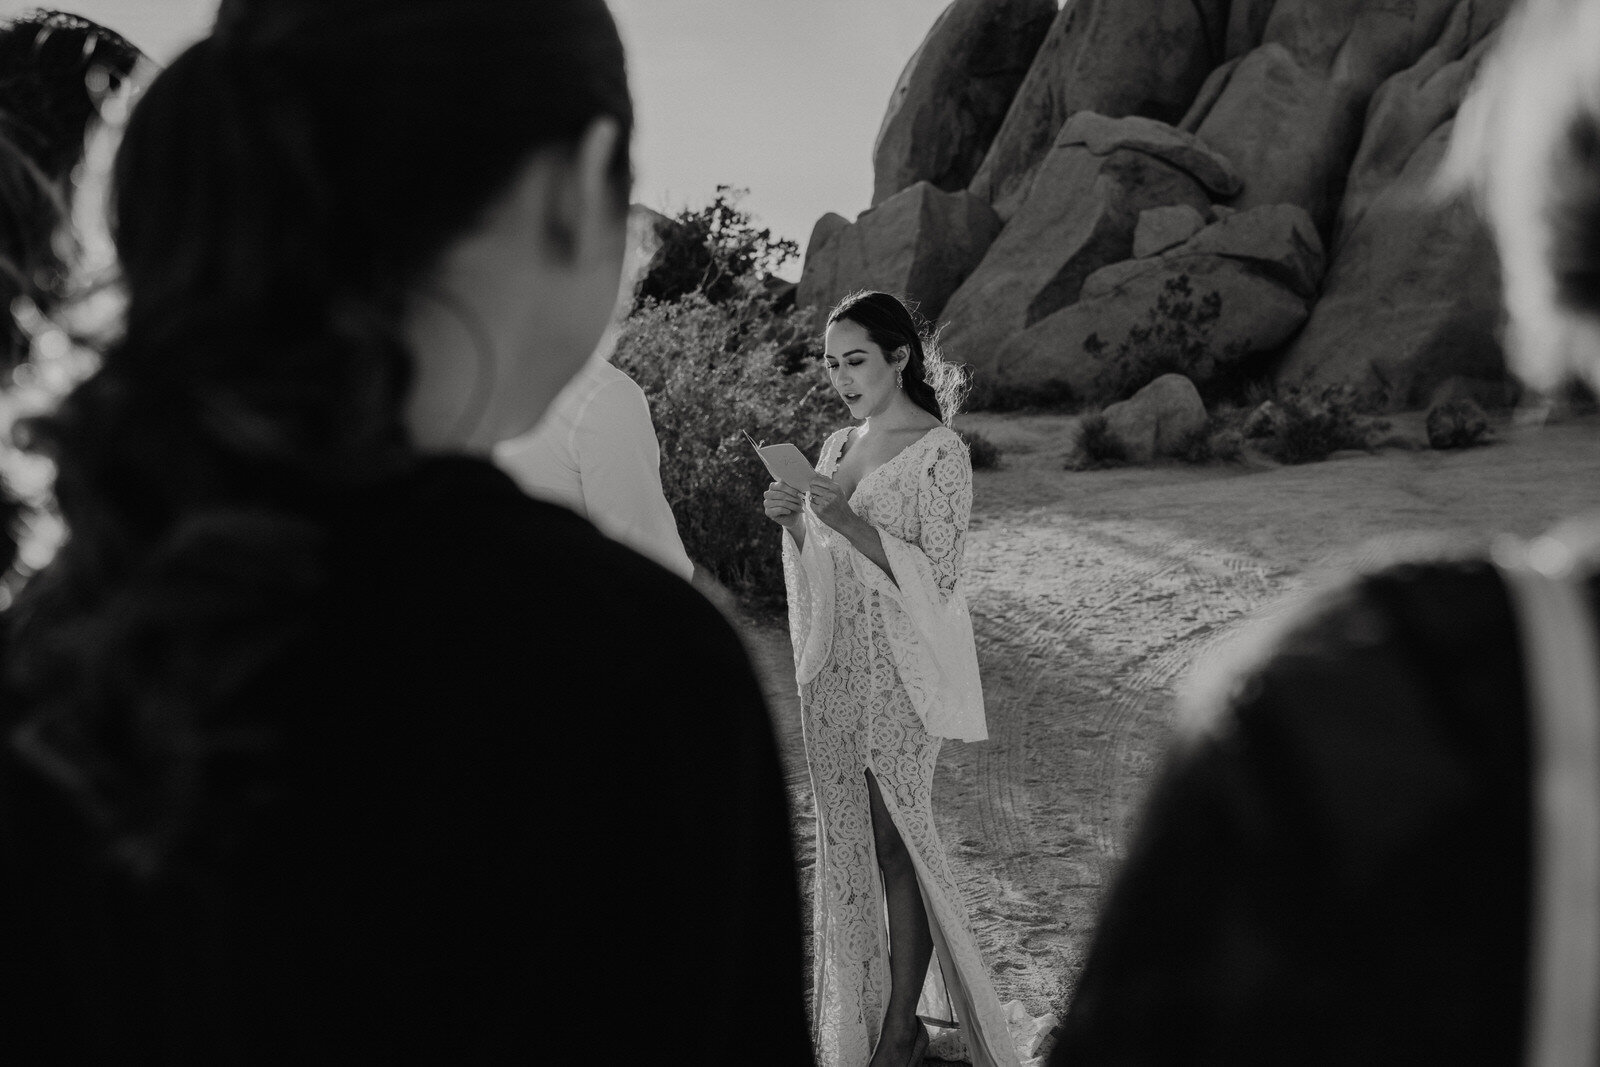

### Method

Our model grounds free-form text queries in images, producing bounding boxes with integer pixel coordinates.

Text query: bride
[764,290,1019,1067]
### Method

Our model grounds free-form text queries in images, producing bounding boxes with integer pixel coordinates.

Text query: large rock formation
[872,0,1056,207]
[1187,0,1509,233]
[796,182,1001,319]
[967,0,1233,220]
[941,113,1239,372]
[1276,7,1504,406]
[797,0,1522,412]
[987,205,1323,400]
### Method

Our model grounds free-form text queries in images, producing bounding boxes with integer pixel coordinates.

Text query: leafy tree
[636,185,800,308]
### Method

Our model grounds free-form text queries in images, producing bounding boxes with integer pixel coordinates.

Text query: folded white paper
[744,431,817,489]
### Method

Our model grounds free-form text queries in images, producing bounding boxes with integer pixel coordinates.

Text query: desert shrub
[615,290,838,608]
[1258,386,1376,464]
[1425,398,1492,449]
[1070,410,1125,468]
[1174,414,1245,464]
[635,186,800,308]
[959,429,1002,470]
[1086,274,1246,402]
[1207,427,1244,462]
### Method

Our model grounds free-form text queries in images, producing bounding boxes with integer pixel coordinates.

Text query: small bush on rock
[1086,274,1245,402]
[1425,398,1492,449]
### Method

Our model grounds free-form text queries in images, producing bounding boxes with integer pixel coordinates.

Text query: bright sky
[0,0,1030,279]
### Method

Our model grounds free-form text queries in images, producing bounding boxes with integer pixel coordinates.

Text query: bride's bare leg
[864,768,933,1066]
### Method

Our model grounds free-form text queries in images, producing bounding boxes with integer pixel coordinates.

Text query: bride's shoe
[871,1022,930,1067]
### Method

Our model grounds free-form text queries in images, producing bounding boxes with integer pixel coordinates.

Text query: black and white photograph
[1,0,1599,1063]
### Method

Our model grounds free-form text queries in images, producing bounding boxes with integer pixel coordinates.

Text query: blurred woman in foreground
[0,1,810,1061]
[1050,0,1600,1061]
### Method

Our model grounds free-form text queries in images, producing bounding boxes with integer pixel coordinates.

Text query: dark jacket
[0,456,812,1064]
[1052,557,1546,1064]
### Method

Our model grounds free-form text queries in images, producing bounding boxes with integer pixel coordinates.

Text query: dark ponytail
[5,0,634,877]
[827,290,969,424]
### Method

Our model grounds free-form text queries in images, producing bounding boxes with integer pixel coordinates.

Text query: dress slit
[868,760,1009,1067]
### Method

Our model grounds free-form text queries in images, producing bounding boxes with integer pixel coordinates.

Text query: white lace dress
[783,425,1019,1067]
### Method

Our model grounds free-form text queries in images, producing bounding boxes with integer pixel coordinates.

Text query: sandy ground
[733,410,1600,1061]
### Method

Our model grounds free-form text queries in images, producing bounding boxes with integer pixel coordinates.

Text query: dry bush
[615,290,837,608]
[960,429,1002,470]
[1070,410,1125,469]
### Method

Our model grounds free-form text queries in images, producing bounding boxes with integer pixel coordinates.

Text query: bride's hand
[805,474,861,536]
[762,480,806,532]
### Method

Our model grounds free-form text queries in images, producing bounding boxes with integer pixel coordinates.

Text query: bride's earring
[896,363,904,390]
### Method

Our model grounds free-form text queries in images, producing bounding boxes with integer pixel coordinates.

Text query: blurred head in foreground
[1448,0,1600,395]
[16,0,632,585]
[6,0,634,864]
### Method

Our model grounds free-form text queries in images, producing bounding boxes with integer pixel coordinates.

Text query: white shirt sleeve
[569,370,695,581]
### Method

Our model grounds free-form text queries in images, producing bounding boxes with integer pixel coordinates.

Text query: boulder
[942,114,1227,372]
[1060,113,1242,197]
[805,212,850,263]
[1160,202,1324,297]
[1275,14,1506,407]
[991,203,1324,401]
[873,0,1056,206]
[990,252,1312,402]
[1102,373,1209,462]
[1085,204,1324,299]
[796,182,1001,319]
[1134,205,1208,258]
[1429,374,1522,411]
[967,0,1232,219]
[1194,0,1510,232]
[1178,56,1241,133]
[1336,5,1499,237]
[1224,0,1277,61]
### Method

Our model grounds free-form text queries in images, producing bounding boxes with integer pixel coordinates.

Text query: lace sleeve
[850,428,987,741]
[917,432,973,601]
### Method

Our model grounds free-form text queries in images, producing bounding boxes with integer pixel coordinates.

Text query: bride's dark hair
[5,0,632,876]
[828,289,969,424]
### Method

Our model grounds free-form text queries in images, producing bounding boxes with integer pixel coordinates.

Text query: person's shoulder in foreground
[304,454,813,1060]
[0,455,814,1064]
[1051,548,1541,1065]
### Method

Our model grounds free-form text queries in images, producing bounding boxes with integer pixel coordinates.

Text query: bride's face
[824,319,903,420]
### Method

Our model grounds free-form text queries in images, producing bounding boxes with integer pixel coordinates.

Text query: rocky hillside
[797,0,1512,410]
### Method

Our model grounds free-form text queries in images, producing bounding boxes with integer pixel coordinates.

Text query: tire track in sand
[955,515,1289,1010]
